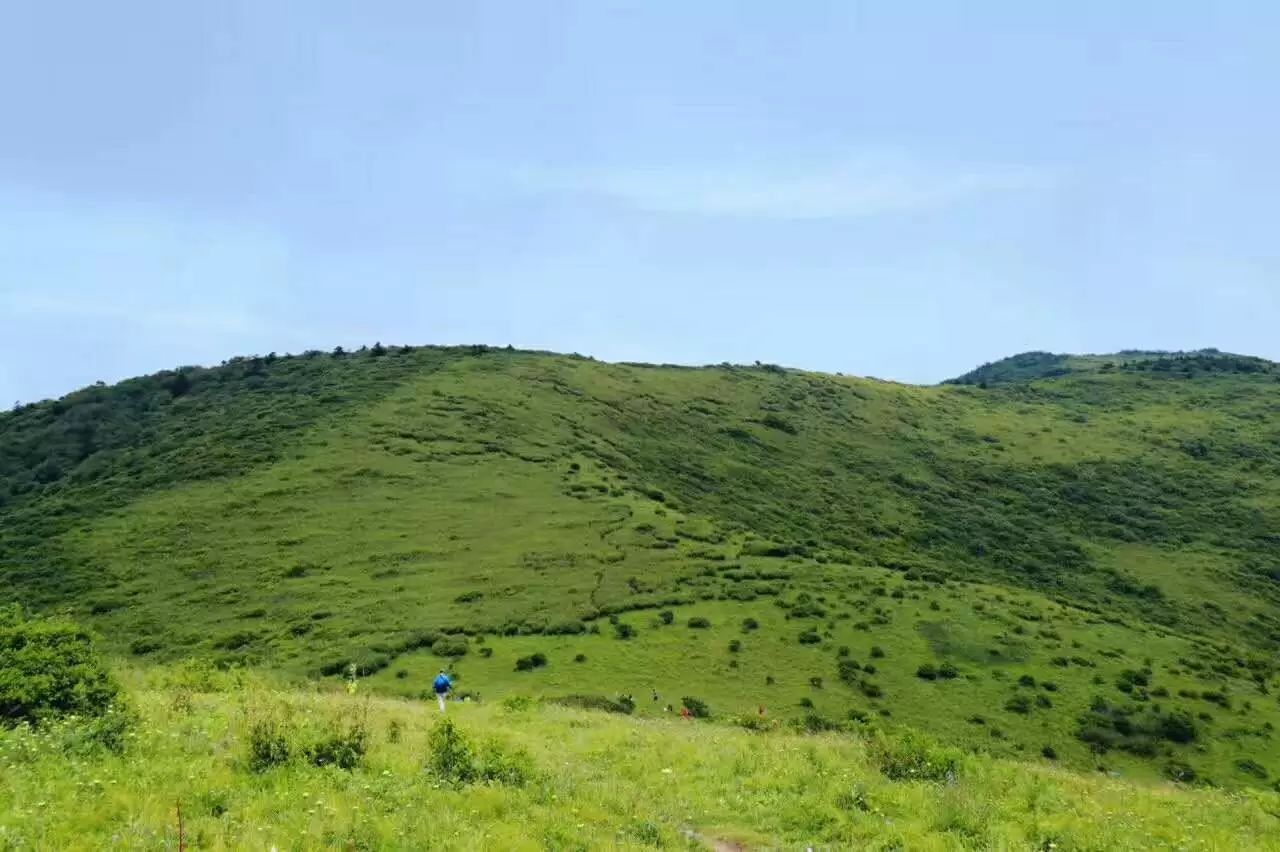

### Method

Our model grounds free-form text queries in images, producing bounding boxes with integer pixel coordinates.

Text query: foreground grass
[2,677,1278,850]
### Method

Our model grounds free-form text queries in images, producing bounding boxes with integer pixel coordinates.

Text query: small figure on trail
[652,688,659,702]
[345,663,359,696]
[758,705,766,717]
[432,669,453,713]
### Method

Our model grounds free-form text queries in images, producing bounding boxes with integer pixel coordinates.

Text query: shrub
[476,738,534,786]
[428,718,477,783]
[870,646,885,659]
[0,607,121,727]
[658,610,675,625]
[553,694,635,714]
[809,676,823,689]
[837,645,850,658]
[870,731,961,782]
[742,617,760,632]
[938,663,959,680]
[794,713,841,733]
[760,413,797,434]
[1155,710,1197,744]
[479,647,494,658]
[916,664,938,681]
[1017,674,1037,688]
[859,681,884,699]
[514,652,548,672]
[247,717,292,772]
[1041,745,1058,760]
[306,719,369,770]
[129,638,163,656]
[798,629,822,645]
[1235,758,1268,780]
[431,636,469,658]
[613,623,637,640]
[687,617,711,629]
[1005,695,1032,714]
[51,703,136,755]
[728,640,742,653]
[681,696,711,718]
[574,653,587,663]
[798,697,815,709]
[838,660,861,684]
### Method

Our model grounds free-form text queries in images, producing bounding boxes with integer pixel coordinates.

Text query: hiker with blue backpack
[433,669,453,712]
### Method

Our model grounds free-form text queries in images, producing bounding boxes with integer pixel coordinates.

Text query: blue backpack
[433,673,451,693]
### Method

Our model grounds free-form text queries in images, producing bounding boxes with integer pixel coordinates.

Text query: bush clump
[687,617,711,629]
[681,696,711,718]
[870,731,962,782]
[247,717,292,772]
[306,718,369,770]
[427,718,533,786]
[553,694,635,715]
[0,607,122,727]
[431,636,469,658]
[514,652,548,672]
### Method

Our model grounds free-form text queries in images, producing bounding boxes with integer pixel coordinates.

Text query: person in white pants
[432,669,453,712]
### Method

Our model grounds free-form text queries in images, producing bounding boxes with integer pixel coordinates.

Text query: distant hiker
[758,705,766,717]
[432,670,453,713]
[651,689,659,702]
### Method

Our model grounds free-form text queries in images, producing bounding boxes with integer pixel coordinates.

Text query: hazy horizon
[3,3,1277,403]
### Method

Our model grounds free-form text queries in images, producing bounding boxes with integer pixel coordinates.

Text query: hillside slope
[4,345,1280,789]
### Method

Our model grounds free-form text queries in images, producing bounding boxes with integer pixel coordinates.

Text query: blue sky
[2,2,1277,403]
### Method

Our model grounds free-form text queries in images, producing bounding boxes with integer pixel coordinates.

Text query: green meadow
[4,344,1280,845]
[3,666,1278,850]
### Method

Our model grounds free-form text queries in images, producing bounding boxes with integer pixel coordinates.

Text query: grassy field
[4,345,1280,796]
[3,668,1278,850]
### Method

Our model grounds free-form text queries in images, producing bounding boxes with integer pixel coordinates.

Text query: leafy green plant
[514,653,547,672]
[0,607,121,727]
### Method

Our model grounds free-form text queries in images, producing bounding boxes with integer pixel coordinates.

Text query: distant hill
[946,348,1277,386]
[4,344,1280,788]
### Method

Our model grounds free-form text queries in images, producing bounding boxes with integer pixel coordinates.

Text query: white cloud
[516,153,1051,220]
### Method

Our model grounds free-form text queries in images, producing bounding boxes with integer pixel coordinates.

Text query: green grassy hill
[5,344,1280,792]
